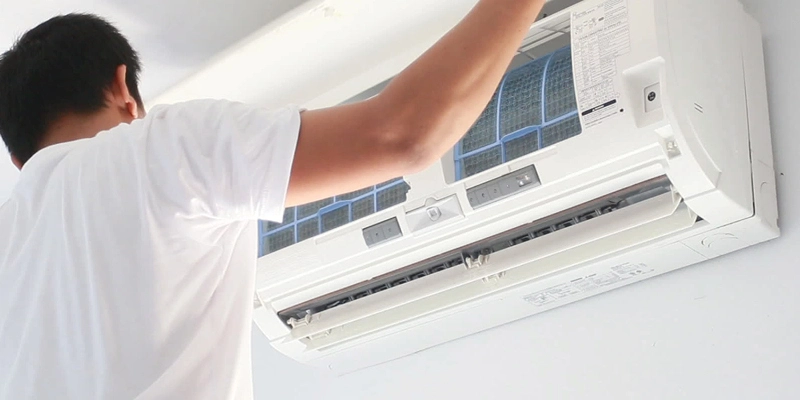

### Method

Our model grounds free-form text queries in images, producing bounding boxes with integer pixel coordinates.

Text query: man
[0,1,546,398]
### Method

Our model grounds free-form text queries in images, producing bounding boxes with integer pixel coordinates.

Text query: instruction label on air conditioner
[571,0,631,128]
[523,262,652,307]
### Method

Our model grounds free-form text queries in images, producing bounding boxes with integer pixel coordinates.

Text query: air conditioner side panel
[680,10,780,257]
[740,10,779,235]
[661,0,754,225]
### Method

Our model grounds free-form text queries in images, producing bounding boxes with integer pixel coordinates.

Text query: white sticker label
[524,263,652,307]
[571,0,631,128]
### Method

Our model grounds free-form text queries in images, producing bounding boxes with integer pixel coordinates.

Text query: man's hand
[285,0,547,207]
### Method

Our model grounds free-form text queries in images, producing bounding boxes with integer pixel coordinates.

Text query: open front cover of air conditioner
[251,0,780,374]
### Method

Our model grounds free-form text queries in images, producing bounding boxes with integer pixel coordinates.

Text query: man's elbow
[372,94,456,176]
[377,135,431,176]
[384,120,448,176]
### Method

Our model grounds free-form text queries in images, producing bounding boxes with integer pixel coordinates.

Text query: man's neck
[39,109,130,150]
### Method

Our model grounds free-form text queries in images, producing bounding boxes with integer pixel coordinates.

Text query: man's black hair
[0,13,143,164]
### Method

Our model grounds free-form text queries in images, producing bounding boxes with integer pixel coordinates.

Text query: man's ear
[11,154,22,170]
[111,65,139,119]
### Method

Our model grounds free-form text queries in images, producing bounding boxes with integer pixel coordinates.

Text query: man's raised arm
[286,0,547,207]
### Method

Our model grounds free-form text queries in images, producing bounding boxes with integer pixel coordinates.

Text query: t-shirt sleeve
[140,99,302,222]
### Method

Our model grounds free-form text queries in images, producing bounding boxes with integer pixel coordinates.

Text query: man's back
[0,3,548,397]
[0,100,301,399]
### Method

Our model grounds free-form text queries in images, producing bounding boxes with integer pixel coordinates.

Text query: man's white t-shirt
[0,99,301,399]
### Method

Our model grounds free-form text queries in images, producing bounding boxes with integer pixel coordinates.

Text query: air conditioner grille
[545,48,579,120]
[460,91,500,154]
[500,58,548,135]
[542,115,582,147]
[455,46,581,180]
[461,146,504,179]
[259,179,410,256]
[505,132,540,162]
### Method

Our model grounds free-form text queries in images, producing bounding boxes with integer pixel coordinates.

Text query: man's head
[0,13,144,169]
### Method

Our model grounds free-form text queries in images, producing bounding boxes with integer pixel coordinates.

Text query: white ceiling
[0,0,305,100]
[0,0,306,200]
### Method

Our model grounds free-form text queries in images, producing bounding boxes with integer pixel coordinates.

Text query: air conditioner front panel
[256,29,677,301]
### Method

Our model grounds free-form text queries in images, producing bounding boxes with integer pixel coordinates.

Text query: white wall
[1,0,795,398]
[250,1,800,398]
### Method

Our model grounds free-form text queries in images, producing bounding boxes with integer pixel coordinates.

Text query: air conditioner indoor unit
[252,0,779,374]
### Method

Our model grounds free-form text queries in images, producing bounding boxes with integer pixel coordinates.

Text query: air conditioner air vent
[281,176,673,327]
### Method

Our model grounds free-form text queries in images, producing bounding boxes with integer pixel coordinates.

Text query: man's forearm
[379,0,547,167]
[286,1,547,207]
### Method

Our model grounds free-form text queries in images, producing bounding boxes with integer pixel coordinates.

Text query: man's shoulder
[145,99,299,125]
[146,98,242,118]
